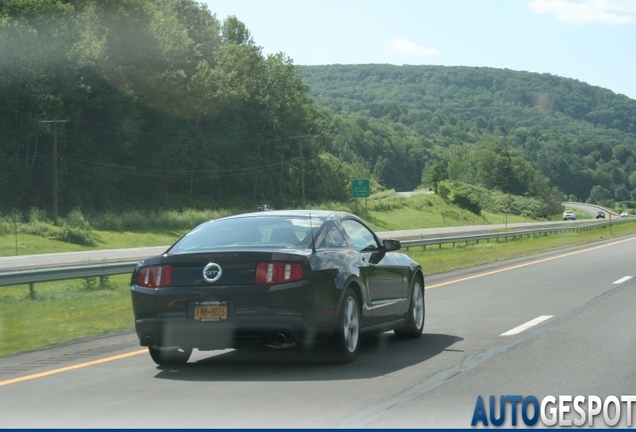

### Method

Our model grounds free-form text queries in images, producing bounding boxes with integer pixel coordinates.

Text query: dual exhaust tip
[273,332,292,345]
[267,332,296,349]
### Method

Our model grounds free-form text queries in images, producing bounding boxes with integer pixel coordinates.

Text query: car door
[340,219,404,326]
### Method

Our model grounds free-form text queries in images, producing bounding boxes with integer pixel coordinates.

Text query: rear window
[168,216,325,253]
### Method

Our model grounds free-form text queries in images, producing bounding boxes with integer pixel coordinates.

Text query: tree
[221,15,252,45]
[424,162,448,192]
[0,0,329,213]
[613,145,633,164]
[614,185,631,201]
[587,185,613,205]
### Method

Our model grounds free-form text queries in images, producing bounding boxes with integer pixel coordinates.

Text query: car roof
[217,209,350,221]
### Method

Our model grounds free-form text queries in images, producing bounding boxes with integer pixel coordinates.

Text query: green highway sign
[352,179,370,198]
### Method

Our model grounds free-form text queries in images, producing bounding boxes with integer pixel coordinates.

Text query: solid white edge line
[500,315,554,336]
[613,276,633,285]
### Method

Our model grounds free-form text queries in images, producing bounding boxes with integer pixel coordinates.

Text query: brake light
[137,265,173,288]
[255,262,303,284]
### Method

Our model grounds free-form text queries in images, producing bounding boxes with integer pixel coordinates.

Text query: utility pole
[275,146,285,196]
[289,135,310,209]
[39,119,69,226]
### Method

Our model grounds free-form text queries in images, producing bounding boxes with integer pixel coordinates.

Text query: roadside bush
[64,208,92,229]
[56,225,98,247]
[450,191,481,215]
[90,211,125,231]
[0,210,20,235]
[436,180,554,219]
[0,219,10,235]
[28,207,49,224]
[21,219,58,238]
[89,208,232,232]
[368,198,407,212]
[12,207,98,247]
[437,182,451,200]
[314,201,353,212]
[368,189,397,201]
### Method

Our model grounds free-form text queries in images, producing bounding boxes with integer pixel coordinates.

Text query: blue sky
[201,0,636,100]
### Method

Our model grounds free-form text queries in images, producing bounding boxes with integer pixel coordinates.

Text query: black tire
[395,277,425,339]
[330,288,361,363]
[148,346,192,366]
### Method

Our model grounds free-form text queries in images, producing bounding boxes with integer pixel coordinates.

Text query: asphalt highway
[1,234,635,428]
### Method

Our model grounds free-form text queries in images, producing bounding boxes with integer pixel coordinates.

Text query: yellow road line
[0,349,147,387]
[426,235,636,289]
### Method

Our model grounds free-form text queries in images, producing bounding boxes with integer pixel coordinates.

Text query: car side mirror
[368,239,401,265]
[383,239,401,251]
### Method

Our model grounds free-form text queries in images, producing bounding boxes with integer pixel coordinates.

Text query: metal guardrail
[400,219,627,250]
[0,218,631,298]
[0,261,139,299]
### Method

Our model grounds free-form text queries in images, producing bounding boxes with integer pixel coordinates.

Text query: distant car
[255,204,272,211]
[621,211,629,218]
[563,210,576,220]
[596,211,605,219]
[130,210,425,365]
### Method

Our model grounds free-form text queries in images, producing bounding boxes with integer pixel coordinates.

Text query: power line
[0,108,313,148]
[61,157,292,175]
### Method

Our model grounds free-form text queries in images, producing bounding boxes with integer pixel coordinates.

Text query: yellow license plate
[194,305,227,321]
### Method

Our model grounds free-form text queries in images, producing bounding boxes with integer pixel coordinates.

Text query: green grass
[407,221,636,275]
[0,275,133,356]
[340,194,492,232]
[0,230,181,257]
[481,210,535,225]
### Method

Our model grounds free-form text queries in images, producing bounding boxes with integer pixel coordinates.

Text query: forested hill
[300,64,636,205]
[301,64,636,139]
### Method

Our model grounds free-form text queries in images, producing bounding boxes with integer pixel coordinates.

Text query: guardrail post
[29,283,35,299]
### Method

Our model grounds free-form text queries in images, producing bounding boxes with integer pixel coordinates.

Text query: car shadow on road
[153,332,463,382]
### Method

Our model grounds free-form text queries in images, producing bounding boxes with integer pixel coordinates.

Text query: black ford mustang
[130,210,425,365]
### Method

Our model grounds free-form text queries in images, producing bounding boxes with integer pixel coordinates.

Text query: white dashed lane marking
[501,315,554,336]
[612,276,633,285]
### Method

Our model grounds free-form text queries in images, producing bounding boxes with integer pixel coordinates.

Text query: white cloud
[528,0,636,24]
[390,38,439,56]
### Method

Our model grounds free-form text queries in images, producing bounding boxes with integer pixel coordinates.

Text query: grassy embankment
[0,194,633,357]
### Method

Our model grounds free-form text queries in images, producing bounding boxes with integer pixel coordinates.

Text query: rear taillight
[255,262,303,285]
[137,265,173,288]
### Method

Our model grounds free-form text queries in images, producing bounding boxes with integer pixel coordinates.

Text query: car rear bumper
[135,315,335,350]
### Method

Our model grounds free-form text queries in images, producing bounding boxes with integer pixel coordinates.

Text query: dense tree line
[2,1,635,219]
[0,0,345,215]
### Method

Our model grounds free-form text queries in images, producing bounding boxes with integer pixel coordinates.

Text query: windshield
[168,215,325,253]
